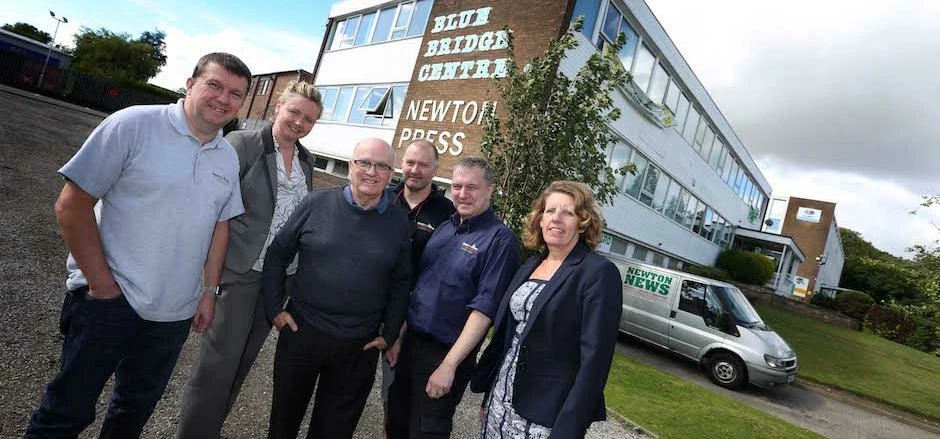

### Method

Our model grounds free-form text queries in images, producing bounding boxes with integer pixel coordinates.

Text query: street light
[37,10,68,89]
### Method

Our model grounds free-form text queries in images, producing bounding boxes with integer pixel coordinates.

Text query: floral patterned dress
[481,279,552,439]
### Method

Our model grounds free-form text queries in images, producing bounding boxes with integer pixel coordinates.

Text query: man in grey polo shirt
[25,52,251,439]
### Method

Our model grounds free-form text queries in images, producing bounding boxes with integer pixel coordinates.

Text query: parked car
[608,255,798,389]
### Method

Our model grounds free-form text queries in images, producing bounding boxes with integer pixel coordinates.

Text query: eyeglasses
[353,159,393,174]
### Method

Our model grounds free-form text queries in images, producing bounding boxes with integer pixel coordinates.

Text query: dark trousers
[268,319,379,439]
[386,331,478,439]
[25,287,191,439]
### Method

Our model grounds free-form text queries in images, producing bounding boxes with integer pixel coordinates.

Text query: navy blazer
[471,241,622,438]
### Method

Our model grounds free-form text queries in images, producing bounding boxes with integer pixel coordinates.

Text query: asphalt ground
[0,88,638,438]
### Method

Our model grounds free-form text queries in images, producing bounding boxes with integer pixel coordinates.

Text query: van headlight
[764,354,785,369]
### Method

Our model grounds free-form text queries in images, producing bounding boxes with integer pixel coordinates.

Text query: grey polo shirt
[60,99,244,322]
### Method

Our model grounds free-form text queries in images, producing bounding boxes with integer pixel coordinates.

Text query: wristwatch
[204,285,221,296]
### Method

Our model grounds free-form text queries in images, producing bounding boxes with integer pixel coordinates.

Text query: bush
[715,249,775,285]
[810,294,836,310]
[865,305,915,342]
[834,291,875,320]
[683,265,731,282]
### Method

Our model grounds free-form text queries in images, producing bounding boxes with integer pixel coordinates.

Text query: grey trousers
[176,268,282,439]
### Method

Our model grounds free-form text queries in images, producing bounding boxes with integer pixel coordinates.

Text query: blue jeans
[25,287,191,438]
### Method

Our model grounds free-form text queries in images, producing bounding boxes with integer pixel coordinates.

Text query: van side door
[668,279,724,359]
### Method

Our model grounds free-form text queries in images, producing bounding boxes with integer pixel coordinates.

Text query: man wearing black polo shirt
[383,140,456,431]
[387,157,520,439]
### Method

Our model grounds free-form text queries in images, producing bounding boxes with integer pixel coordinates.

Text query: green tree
[2,22,52,44]
[70,27,167,83]
[480,18,634,236]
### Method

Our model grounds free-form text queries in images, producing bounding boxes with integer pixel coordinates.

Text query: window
[347,87,372,124]
[608,143,630,190]
[390,1,414,39]
[690,198,704,234]
[339,15,361,49]
[699,126,715,159]
[675,189,692,226]
[652,253,665,267]
[331,86,354,122]
[682,108,700,144]
[320,88,339,120]
[722,151,734,182]
[679,280,707,315]
[651,173,672,213]
[632,43,656,92]
[693,119,708,153]
[663,179,681,219]
[354,12,376,46]
[571,0,603,41]
[384,85,408,127]
[624,151,648,198]
[598,3,639,73]
[360,87,390,114]
[256,79,271,96]
[372,7,396,43]
[712,217,725,244]
[639,164,660,206]
[314,157,329,170]
[647,63,669,104]
[407,0,433,36]
[632,246,648,262]
[708,139,723,169]
[331,160,349,177]
[673,93,690,133]
[610,237,628,255]
[701,208,715,240]
[664,79,681,112]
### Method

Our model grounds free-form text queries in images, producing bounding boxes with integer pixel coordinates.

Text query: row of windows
[604,234,685,270]
[606,141,734,248]
[574,0,767,220]
[327,0,433,51]
[318,83,408,127]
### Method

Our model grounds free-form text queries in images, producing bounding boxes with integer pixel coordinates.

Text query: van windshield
[710,285,763,326]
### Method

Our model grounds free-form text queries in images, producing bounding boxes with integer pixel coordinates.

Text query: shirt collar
[272,135,298,158]
[343,184,390,213]
[452,207,496,233]
[169,98,225,149]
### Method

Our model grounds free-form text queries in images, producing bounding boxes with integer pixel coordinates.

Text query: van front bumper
[747,363,798,388]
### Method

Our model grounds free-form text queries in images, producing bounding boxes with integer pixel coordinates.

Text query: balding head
[349,138,395,209]
[401,139,439,194]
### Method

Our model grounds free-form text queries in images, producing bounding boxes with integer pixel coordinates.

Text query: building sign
[796,207,822,223]
[393,0,571,177]
[792,276,809,297]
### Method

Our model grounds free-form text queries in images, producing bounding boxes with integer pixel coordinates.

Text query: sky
[3,0,938,257]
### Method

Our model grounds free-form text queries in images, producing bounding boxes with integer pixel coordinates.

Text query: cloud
[150,21,321,91]
[757,157,940,258]
[645,0,940,191]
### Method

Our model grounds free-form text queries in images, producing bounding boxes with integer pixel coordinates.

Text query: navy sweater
[261,187,413,346]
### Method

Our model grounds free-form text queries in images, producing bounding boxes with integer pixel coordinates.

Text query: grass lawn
[755,303,940,420]
[604,354,823,439]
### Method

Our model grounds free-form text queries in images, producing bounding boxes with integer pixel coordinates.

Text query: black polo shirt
[389,182,456,282]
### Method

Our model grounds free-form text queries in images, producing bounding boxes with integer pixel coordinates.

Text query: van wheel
[706,352,746,389]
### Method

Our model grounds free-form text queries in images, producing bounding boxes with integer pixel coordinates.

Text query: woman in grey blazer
[176,80,322,439]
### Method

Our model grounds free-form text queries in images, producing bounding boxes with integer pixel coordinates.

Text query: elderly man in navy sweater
[261,138,412,439]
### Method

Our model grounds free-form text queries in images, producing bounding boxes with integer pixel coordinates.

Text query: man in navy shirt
[386,157,520,439]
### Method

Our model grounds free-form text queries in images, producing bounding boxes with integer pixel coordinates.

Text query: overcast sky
[644,0,940,257]
[5,0,938,257]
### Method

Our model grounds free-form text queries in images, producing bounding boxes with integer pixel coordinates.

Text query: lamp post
[37,10,68,89]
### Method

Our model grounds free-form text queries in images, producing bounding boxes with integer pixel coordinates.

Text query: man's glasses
[353,159,393,175]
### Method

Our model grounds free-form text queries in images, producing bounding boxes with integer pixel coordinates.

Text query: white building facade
[303,0,771,268]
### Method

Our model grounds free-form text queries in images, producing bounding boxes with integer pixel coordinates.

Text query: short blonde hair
[522,180,605,251]
[277,80,323,110]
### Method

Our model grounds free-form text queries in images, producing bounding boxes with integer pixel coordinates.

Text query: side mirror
[717,312,739,336]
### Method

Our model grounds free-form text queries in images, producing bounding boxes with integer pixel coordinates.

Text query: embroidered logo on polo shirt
[459,242,478,254]
[417,221,435,233]
[211,172,230,185]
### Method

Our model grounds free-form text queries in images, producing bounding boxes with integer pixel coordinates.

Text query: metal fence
[0,49,179,113]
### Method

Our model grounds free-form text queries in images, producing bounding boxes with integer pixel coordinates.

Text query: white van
[608,255,798,389]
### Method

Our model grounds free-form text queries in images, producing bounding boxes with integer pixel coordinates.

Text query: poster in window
[598,233,612,253]
[792,276,809,297]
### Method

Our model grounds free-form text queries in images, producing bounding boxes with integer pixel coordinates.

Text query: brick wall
[391,0,573,177]
[782,197,837,294]
[237,70,315,126]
